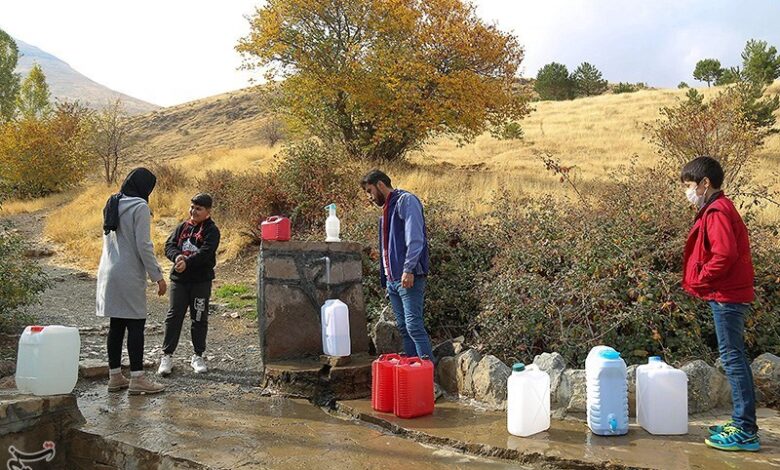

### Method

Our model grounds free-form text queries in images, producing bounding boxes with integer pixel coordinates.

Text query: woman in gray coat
[96,168,167,395]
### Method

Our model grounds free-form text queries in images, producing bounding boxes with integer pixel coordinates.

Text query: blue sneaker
[705,425,760,452]
[707,420,733,435]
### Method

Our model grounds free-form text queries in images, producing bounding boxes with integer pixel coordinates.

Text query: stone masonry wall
[257,241,369,370]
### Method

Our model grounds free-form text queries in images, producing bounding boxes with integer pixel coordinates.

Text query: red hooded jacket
[682,192,754,303]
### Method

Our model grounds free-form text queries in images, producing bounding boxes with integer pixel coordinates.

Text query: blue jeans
[710,301,758,434]
[387,277,433,360]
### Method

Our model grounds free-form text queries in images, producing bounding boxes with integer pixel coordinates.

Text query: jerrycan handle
[378,353,403,362]
[400,357,423,366]
[266,216,281,223]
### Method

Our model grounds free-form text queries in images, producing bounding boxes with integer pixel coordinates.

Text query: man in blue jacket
[361,170,433,360]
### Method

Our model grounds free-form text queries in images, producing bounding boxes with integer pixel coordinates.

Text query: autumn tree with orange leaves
[237,0,530,161]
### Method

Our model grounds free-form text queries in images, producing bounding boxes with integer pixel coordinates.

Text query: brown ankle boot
[107,373,130,392]
[128,374,166,395]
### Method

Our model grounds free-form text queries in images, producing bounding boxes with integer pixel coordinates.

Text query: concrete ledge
[263,354,373,401]
[0,390,85,468]
[336,399,780,470]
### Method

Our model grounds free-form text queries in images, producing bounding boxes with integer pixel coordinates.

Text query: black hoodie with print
[164,217,221,283]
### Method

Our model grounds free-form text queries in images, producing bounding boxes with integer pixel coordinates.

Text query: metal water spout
[318,256,331,286]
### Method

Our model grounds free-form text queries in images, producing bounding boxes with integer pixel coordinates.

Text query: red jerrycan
[393,357,434,418]
[372,354,402,412]
[260,216,291,241]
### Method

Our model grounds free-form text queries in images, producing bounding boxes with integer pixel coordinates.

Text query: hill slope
[15,39,159,115]
[127,86,274,160]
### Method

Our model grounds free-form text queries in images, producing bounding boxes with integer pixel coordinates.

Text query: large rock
[681,360,731,414]
[556,369,587,413]
[752,353,780,407]
[471,355,511,408]
[435,356,458,394]
[532,352,567,404]
[456,349,482,397]
[371,320,403,355]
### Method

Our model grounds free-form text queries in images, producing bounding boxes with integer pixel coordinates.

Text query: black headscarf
[102,168,157,235]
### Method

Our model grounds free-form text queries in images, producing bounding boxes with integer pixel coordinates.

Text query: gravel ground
[1,210,263,385]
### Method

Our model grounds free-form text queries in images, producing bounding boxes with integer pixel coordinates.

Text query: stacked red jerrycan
[371,354,402,412]
[260,216,291,241]
[394,357,435,418]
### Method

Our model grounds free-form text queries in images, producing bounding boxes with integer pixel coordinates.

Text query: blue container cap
[649,356,662,363]
[599,349,621,360]
[512,362,526,372]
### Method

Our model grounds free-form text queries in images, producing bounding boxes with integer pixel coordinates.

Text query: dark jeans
[710,301,758,433]
[387,277,433,359]
[107,317,146,372]
[163,280,211,356]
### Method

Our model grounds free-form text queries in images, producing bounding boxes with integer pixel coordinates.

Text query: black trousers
[162,280,211,356]
[107,317,146,371]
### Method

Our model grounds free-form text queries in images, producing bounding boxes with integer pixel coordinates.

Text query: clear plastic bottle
[325,203,341,242]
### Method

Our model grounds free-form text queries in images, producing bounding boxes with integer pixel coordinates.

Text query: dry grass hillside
[127,87,275,161]
[3,82,778,271]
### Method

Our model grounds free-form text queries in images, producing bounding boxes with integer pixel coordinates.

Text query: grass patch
[214,283,256,319]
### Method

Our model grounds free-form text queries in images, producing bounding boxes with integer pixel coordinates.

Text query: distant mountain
[14,39,159,115]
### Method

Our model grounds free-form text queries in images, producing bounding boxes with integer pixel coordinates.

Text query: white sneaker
[191,355,207,374]
[158,354,173,376]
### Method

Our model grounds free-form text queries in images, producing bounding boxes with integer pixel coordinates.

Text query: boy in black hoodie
[158,193,221,375]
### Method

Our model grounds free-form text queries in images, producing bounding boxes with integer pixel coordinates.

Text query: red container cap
[30,325,45,333]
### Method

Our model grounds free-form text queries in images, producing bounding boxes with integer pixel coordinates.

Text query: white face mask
[686,185,707,207]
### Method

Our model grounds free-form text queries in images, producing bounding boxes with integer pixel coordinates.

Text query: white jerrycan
[325,203,341,242]
[585,346,629,436]
[636,356,688,435]
[507,363,551,437]
[321,299,351,357]
[16,325,80,395]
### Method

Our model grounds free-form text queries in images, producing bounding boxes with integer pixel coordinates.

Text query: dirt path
[0,209,263,385]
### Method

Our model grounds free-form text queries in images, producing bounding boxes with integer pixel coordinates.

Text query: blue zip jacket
[378,189,429,288]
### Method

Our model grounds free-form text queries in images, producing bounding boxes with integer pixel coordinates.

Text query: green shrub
[0,223,50,333]
[613,82,638,94]
[474,161,780,366]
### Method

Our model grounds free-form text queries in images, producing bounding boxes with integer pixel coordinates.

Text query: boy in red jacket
[681,156,759,452]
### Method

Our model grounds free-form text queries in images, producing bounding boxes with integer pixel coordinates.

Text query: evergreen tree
[693,58,723,87]
[0,28,20,122]
[535,62,574,100]
[715,67,742,86]
[741,39,780,86]
[16,63,51,119]
[572,62,607,96]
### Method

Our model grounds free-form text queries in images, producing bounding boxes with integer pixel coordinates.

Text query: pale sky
[1,1,779,107]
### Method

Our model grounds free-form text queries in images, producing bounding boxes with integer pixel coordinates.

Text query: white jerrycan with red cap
[16,325,80,395]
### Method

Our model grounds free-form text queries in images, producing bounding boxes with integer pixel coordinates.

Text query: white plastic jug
[507,363,551,437]
[325,203,341,242]
[636,356,688,435]
[321,299,350,356]
[16,325,80,396]
[585,345,629,436]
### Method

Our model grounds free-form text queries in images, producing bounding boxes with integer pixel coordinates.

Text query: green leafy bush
[0,223,50,333]
[613,82,638,94]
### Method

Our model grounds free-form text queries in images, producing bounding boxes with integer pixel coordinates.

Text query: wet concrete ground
[340,399,780,470]
[73,380,531,469]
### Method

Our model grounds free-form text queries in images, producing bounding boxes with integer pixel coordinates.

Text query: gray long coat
[96,197,164,319]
